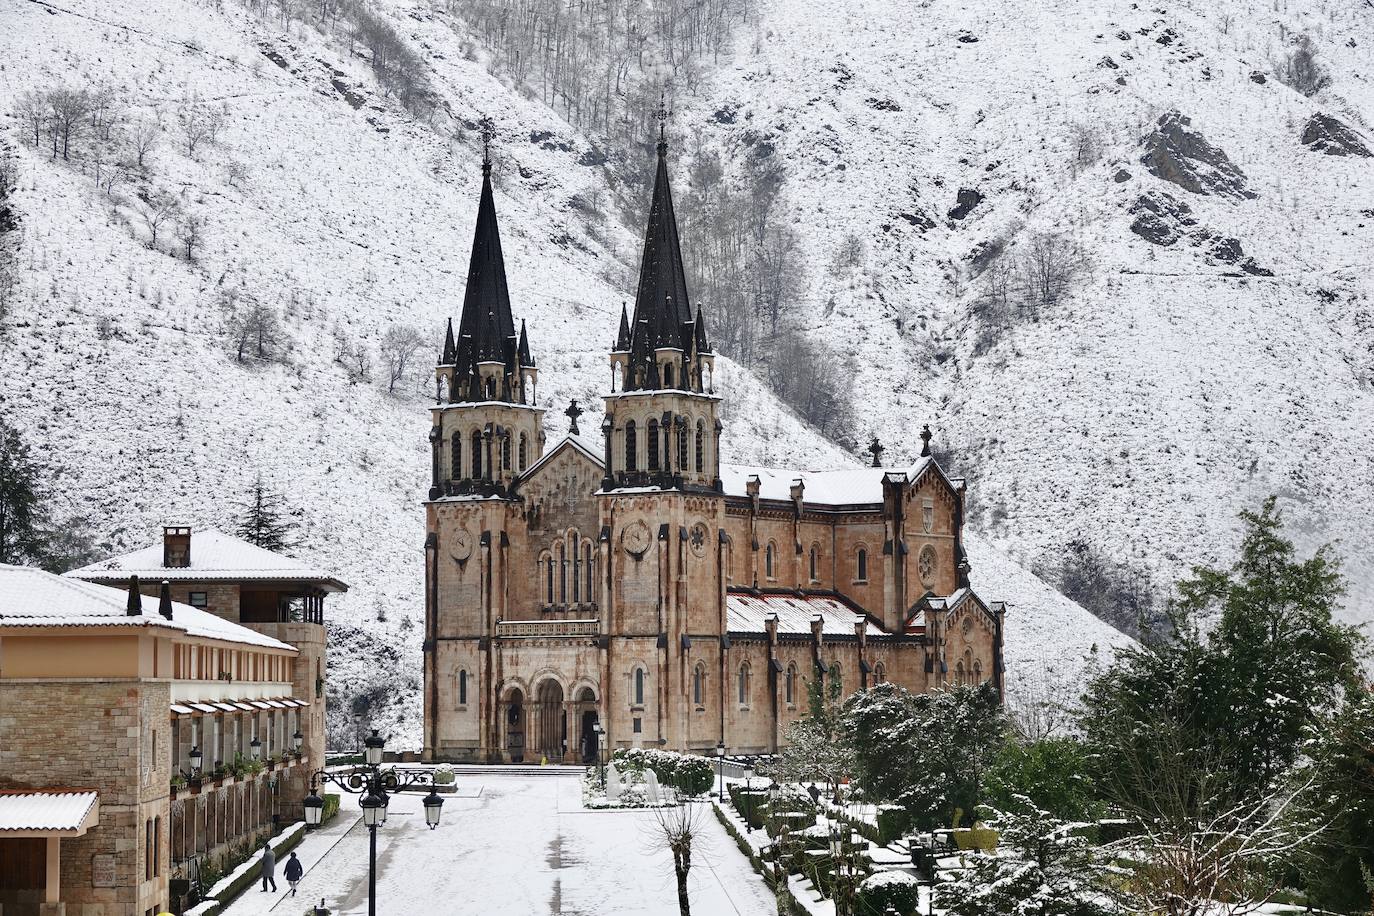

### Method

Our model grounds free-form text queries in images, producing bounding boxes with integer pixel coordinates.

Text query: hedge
[857,870,920,916]
[712,802,801,915]
[612,748,714,796]
[321,793,341,826]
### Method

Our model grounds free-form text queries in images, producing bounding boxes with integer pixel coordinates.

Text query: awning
[263,700,286,709]
[171,704,195,715]
[233,702,255,711]
[213,702,238,712]
[189,703,218,714]
[250,701,272,709]
[0,791,99,837]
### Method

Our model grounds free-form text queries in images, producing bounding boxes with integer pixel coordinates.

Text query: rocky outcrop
[1301,113,1372,157]
[1140,111,1254,198]
[1129,191,1195,246]
[947,188,983,221]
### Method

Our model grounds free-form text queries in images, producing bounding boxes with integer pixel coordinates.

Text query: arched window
[737,663,750,706]
[624,421,638,472]
[785,664,797,705]
[543,554,554,604]
[633,668,645,706]
[471,430,483,479]
[486,377,496,399]
[664,363,674,388]
[450,432,462,478]
[557,542,567,604]
[572,534,582,603]
[458,670,468,706]
[809,545,819,582]
[677,423,688,468]
[153,815,161,877]
[584,543,594,599]
[856,547,868,582]
[693,664,705,706]
[518,433,528,471]
[956,661,966,686]
[695,421,704,473]
[647,419,660,469]
[874,662,887,684]
[501,433,511,470]
[766,542,776,579]
[973,660,982,683]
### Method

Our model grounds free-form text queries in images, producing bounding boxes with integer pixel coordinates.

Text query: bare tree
[1276,35,1331,97]
[46,87,93,161]
[379,324,427,393]
[180,211,208,261]
[180,102,211,157]
[139,191,181,249]
[1019,231,1085,314]
[648,805,707,916]
[225,299,283,363]
[128,117,162,170]
[15,91,47,149]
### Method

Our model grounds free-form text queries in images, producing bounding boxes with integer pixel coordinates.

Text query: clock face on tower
[622,520,651,557]
[451,528,473,562]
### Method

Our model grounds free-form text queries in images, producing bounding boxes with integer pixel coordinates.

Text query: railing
[496,619,600,639]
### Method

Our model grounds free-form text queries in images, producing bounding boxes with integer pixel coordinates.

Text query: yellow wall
[0,632,145,678]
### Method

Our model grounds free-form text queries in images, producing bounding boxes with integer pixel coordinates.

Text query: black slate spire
[453,165,517,376]
[517,319,534,368]
[441,318,456,365]
[614,303,631,352]
[625,95,694,386]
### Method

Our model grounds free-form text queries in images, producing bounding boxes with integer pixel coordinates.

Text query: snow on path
[219,773,776,916]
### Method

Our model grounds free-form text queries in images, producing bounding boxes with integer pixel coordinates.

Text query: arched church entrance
[573,686,599,763]
[535,679,565,762]
[502,687,526,764]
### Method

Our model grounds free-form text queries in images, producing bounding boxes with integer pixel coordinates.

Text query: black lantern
[188,745,203,777]
[303,791,324,828]
[422,788,444,829]
[293,730,304,753]
[250,736,262,760]
[364,730,385,767]
[360,792,383,828]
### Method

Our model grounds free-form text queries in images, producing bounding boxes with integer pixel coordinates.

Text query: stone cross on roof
[565,399,584,436]
[479,115,495,176]
[868,437,885,468]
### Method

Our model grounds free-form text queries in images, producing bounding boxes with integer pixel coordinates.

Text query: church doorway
[535,679,565,762]
[580,710,599,763]
[503,688,525,764]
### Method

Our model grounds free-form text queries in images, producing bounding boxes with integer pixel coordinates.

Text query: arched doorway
[502,688,526,764]
[574,686,599,763]
[535,680,565,762]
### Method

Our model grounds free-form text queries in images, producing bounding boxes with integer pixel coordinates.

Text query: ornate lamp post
[592,722,607,789]
[715,741,726,802]
[742,763,756,830]
[302,730,445,916]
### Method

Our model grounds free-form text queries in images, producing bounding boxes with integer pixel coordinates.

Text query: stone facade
[421,130,1007,764]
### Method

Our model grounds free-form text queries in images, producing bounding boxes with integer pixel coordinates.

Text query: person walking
[260,842,277,893]
[284,851,304,896]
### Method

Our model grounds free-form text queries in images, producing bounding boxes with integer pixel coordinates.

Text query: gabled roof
[518,433,604,482]
[1,564,296,651]
[903,587,1004,633]
[66,529,347,591]
[727,591,886,637]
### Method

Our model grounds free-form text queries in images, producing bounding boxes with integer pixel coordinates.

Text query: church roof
[630,135,694,353]
[66,529,348,591]
[719,457,963,508]
[726,591,886,637]
[2,564,296,651]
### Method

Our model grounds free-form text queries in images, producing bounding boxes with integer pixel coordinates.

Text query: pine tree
[0,420,48,566]
[233,476,300,554]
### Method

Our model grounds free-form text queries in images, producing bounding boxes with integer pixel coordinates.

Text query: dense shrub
[858,870,920,916]
[612,747,714,796]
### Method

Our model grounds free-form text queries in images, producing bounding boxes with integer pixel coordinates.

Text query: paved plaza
[219,772,776,916]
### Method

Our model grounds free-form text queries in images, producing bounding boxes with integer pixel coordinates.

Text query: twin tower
[425,119,723,501]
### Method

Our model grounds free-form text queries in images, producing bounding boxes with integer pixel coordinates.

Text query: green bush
[858,870,920,915]
[321,794,340,825]
[728,784,768,829]
[876,805,911,845]
[612,748,714,796]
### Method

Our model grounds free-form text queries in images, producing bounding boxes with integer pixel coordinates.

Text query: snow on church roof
[719,457,959,508]
[0,564,296,651]
[66,529,348,591]
[727,591,886,637]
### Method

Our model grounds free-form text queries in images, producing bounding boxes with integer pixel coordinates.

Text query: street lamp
[188,746,203,778]
[303,731,444,916]
[592,722,606,789]
[742,763,755,830]
[293,730,304,755]
[715,741,726,802]
[250,736,262,761]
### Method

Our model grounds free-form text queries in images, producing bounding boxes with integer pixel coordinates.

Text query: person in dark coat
[260,842,277,892]
[284,851,304,896]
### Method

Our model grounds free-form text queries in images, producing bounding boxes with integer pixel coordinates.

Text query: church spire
[442,120,535,403]
[623,93,694,390]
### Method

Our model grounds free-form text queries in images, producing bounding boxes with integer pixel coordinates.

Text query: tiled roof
[726,591,885,637]
[0,791,99,835]
[65,529,347,591]
[0,565,296,651]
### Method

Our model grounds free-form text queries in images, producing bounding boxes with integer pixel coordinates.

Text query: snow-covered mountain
[15,0,1362,745]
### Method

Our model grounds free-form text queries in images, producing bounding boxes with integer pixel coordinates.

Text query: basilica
[420,121,1006,763]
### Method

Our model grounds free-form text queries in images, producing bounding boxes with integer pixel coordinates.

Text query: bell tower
[601,99,721,494]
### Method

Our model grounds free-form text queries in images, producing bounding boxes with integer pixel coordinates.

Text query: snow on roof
[719,457,955,507]
[520,432,604,480]
[0,565,296,652]
[65,529,347,591]
[726,591,886,637]
[0,791,99,835]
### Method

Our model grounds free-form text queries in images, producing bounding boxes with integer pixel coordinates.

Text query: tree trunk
[673,845,691,916]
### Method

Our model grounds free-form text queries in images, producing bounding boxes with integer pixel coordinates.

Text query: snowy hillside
[673,0,1374,629]
[0,0,1128,745]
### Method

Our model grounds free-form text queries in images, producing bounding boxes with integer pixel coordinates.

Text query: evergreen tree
[985,737,1101,823]
[935,800,1120,916]
[233,476,300,554]
[0,419,45,565]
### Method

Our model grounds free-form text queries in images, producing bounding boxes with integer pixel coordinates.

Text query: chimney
[126,575,142,616]
[158,581,174,621]
[163,526,191,568]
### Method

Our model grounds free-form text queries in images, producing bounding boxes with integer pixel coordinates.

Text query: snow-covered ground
[218,773,775,916]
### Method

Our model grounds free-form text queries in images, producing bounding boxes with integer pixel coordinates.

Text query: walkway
[218,772,776,916]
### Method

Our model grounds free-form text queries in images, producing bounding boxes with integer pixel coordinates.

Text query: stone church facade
[421,123,1006,764]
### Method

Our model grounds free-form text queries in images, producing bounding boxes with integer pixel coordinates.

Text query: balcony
[496,619,600,639]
